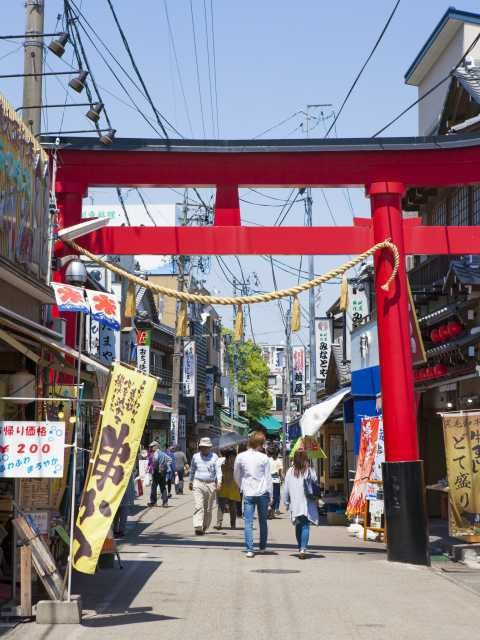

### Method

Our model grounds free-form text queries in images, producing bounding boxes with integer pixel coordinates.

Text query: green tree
[225,331,271,424]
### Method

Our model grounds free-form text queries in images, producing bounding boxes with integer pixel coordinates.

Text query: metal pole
[232,278,239,419]
[284,308,292,471]
[67,311,84,602]
[22,0,45,136]
[281,366,287,470]
[171,192,187,451]
[306,192,317,406]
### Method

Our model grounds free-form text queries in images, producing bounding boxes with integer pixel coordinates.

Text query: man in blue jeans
[234,431,273,558]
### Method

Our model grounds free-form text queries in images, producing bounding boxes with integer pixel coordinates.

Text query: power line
[210,0,220,136]
[189,0,207,137]
[373,23,480,137]
[325,0,401,137]
[163,0,194,136]
[253,111,300,139]
[105,0,169,138]
[203,0,215,137]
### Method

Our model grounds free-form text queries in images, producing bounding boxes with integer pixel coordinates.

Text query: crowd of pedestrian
[142,431,320,559]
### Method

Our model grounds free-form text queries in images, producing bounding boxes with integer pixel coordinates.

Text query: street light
[47,31,69,57]
[68,70,89,93]
[86,101,104,123]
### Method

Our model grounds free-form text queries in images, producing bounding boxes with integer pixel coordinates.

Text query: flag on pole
[51,283,90,313]
[85,290,121,331]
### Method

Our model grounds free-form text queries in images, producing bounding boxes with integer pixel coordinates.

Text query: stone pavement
[8,492,480,640]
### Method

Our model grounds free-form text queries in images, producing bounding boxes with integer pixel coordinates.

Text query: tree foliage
[225,331,271,423]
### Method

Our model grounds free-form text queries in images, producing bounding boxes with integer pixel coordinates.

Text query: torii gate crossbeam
[47,133,480,568]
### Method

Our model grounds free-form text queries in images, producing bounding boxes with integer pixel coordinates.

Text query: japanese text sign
[315,318,332,386]
[442,413,480,537]
[73,363,157,574]
[0,421,65,478]
[136,329,151,375]
[183,340,196,398]
[292,346,306,396]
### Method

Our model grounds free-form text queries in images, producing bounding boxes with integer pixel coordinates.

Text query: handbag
[303,469,321,499]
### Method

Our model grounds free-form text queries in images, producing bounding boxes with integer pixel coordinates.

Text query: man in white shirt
[234,431,272,558]
[189,437,222,535]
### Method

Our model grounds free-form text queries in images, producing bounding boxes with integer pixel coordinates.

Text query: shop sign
[442,413,480,537]
[407,281,427,365]
[205,373,214,417]
[183,340,196,398]
[136,329,151,375]
[315,318,332,386]
[73,362,157,575]
[292,346,306,396]
[238,393,248,413]
[0,421,65,478]
[366,419,384,500]
[170,414,178,445]
[178,415,186,439]
[99,324,117,366]
[0,96,50,280]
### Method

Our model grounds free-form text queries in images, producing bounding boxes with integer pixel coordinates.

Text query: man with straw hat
[189,437,222,535]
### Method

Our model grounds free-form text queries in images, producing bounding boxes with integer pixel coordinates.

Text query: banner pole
[67,311,84,602]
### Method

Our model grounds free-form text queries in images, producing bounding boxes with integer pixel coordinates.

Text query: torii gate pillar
[369,181,429,566]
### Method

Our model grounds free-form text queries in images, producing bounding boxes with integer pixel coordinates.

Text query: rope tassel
[339,273,349,312]
[176,301,189,337]
[234,304,244,342]
[124,281,136,319]
[291,296,301,332]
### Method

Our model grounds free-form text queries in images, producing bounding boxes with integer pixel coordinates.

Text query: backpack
[155,452,169,475]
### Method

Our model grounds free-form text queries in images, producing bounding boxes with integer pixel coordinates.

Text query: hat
[149,441,160,448]
[198,437,213,448]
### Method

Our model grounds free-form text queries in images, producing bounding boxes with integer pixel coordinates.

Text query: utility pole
[171,192,188,452]
[231,277,239,419]
[22,0,45,136]
[283,307,292,471]
[305,103,332,406]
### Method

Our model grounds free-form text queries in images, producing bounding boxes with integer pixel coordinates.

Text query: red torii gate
[48,133,480,566]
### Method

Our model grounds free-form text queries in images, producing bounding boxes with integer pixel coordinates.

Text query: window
[431,199,447,225]
[473,186,480,225]
[450,187,469,226]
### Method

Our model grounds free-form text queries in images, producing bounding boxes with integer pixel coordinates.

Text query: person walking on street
[215,449,241,530]
[270,450,284,516]
[173,446,188,494]
[234,431,272,558]
[148,441,170,508]
[165,446,176,498]
[189,437,222,535]
[284,450,319,559]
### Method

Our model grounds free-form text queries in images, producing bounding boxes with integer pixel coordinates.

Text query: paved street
[8,492,480,640]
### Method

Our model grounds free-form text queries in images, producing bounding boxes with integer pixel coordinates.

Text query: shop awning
[152,400,172,414]
[218,409,249,435]
[301,387,351,437]
[257,415,282,434]
[0,316,109,376]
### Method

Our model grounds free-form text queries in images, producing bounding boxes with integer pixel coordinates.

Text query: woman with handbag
[284,450,320,559]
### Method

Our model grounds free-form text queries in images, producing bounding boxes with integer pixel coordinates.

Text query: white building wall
[418,27,464,135]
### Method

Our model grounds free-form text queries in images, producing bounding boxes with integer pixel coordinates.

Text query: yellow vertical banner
[73,363,157,574]
[442,413,480,537]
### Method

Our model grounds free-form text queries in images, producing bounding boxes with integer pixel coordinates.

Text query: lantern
[438,325,450,342]
[433,363,447,377]
[430,328,441,343]
[446,321,462,339]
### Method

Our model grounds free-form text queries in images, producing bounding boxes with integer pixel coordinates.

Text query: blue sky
[2,1,477,344]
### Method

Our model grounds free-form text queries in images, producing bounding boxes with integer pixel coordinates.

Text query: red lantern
[433,363,447,377]
[425,367,435,379]
[430,328,441,343]
[446,321,462,339]
[439,325,450,342]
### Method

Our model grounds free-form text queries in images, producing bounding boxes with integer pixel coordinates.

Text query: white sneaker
[299,549,306,559]
[246,551,255,558]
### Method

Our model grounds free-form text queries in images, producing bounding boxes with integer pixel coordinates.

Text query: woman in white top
[284,450,319,559]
